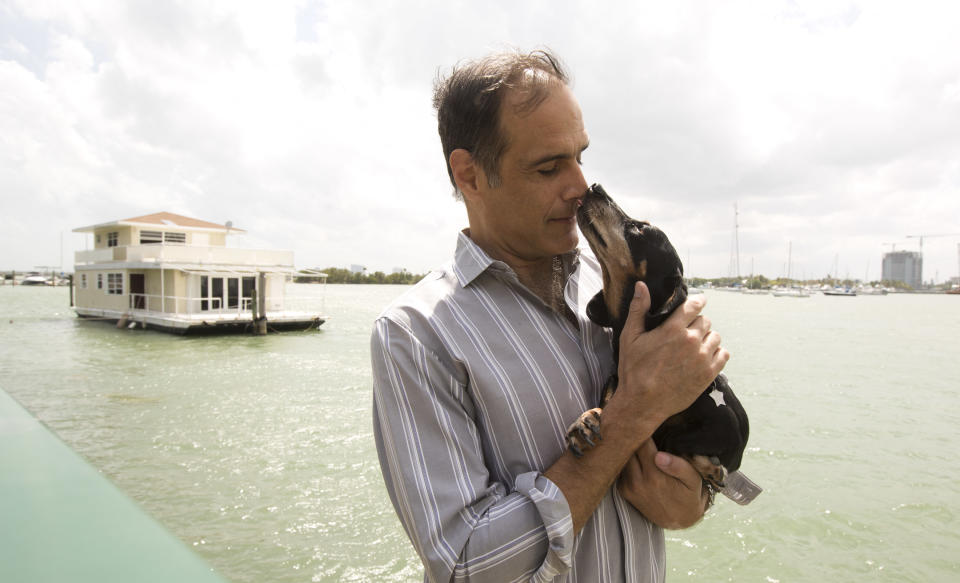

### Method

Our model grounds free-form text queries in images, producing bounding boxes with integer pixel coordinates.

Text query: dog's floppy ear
[586,291,614,327]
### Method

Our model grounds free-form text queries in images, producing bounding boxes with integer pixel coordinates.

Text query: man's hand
[546,282,728,535]
[612,281,729,430]
[617,439,708,529]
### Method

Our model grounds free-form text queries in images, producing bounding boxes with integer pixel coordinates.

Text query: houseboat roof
[73,212,246,234]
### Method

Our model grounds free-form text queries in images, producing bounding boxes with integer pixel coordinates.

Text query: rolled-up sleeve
[371,316,574,583]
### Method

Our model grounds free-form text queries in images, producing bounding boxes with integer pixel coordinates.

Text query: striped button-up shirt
[372,231,665,583]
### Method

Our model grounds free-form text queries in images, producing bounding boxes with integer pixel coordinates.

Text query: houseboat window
[212,278,223,310]
[227,278,239,309]
[242,276,255,308]
[97,273,103,289]
[164,232,186,244]
[140,230,163,245]
[107,232,119,247]
[81,274,87,289]
[201,276,209,311]
[107,273,123,295]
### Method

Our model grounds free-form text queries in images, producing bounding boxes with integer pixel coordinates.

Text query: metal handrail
[128,293,261,314]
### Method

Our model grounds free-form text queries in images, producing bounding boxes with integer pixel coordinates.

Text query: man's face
[474,83,590,263]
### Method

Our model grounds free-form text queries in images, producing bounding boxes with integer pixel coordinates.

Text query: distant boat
[857,286,888,296]
[773,242,808,297]
[688,286,705,295]
[21,273,51,286]
[823,287,857,297]
[772,287,810,298]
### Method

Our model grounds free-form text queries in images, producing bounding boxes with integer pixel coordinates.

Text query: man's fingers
[663,293,706,332]
[624,281,651,337]
[690,315,712,337]
[654,452,705,495]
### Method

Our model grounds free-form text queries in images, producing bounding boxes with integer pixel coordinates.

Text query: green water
[1,284,958,582]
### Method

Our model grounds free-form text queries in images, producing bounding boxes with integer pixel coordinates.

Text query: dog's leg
[566,374,618,457]
[687,454,728,490]
[566,408,602,457]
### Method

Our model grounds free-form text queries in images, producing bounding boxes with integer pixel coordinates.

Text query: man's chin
[553,231,579,256]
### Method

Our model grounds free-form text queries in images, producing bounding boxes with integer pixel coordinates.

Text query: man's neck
[464,229,574,321]
[514,257,559,306]
[464,228,555,294]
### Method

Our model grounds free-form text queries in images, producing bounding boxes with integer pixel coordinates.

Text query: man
[371,49,728,582]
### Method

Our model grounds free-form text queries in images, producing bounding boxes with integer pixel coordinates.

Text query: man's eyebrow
[528,142,590,167]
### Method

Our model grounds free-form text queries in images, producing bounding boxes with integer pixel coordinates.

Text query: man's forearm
[544,394,662,533]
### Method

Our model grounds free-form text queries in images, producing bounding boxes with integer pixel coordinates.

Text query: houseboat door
[130,274,145,309]
[199,276,242,312]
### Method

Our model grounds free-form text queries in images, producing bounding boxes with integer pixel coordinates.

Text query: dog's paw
[566,408,603,457]
[689,454,729,490]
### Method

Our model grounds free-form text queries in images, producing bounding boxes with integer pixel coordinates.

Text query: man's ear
[449,149,481,201]
[586,291,613,327]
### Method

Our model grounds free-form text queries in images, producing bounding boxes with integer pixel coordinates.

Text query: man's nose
[563,163,588,202]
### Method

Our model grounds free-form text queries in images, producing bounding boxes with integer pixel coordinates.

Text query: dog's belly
[651,374,748,473]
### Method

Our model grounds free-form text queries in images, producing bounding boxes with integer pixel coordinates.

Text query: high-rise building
[882,251,922,288]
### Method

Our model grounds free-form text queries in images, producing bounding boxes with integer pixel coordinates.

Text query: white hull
[772,289,810,298]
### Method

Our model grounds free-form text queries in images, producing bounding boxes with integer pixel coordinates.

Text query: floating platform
[75,307,325,335]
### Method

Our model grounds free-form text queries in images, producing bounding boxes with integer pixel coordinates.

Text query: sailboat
[823,253,856,296]
[772,242,810,297]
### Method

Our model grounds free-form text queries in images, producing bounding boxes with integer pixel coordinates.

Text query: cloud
[1,0,959,282]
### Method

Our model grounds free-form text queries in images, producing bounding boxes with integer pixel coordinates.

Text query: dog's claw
[566,408,603,457]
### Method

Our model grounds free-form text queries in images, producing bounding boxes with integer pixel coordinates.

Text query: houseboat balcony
[74,245,294,268]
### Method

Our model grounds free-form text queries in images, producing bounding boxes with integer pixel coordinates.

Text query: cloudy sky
[2,0,959,283]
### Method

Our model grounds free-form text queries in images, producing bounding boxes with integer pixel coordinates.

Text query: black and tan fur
[568,183,749,494]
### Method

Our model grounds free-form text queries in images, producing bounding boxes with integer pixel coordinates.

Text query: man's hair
[433,48,570,200]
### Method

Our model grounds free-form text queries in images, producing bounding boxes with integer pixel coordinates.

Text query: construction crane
[905,233,960,285]
[905,233,960,253]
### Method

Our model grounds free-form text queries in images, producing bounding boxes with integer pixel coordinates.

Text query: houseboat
[72,212,325,334]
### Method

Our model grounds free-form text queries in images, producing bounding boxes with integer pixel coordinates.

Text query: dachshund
[568,183,759,505]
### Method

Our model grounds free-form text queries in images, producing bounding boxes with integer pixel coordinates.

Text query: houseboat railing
[128,293,264,315]
[75,245,294,267]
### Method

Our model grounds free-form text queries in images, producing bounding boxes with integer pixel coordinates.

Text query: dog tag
[718,471,762,505]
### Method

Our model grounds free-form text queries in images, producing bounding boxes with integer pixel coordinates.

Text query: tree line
[688,275,919,291]
[294,267,428,285]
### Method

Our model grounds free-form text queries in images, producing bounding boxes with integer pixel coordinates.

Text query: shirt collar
[453,229,582,288]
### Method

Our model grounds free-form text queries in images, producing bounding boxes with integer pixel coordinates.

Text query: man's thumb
[626,281,651,334]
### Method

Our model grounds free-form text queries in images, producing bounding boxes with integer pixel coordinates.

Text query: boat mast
[729,203,741,280]
[787,241,792,282]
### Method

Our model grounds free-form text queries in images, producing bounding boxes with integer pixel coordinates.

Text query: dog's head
[577,183,687,334]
